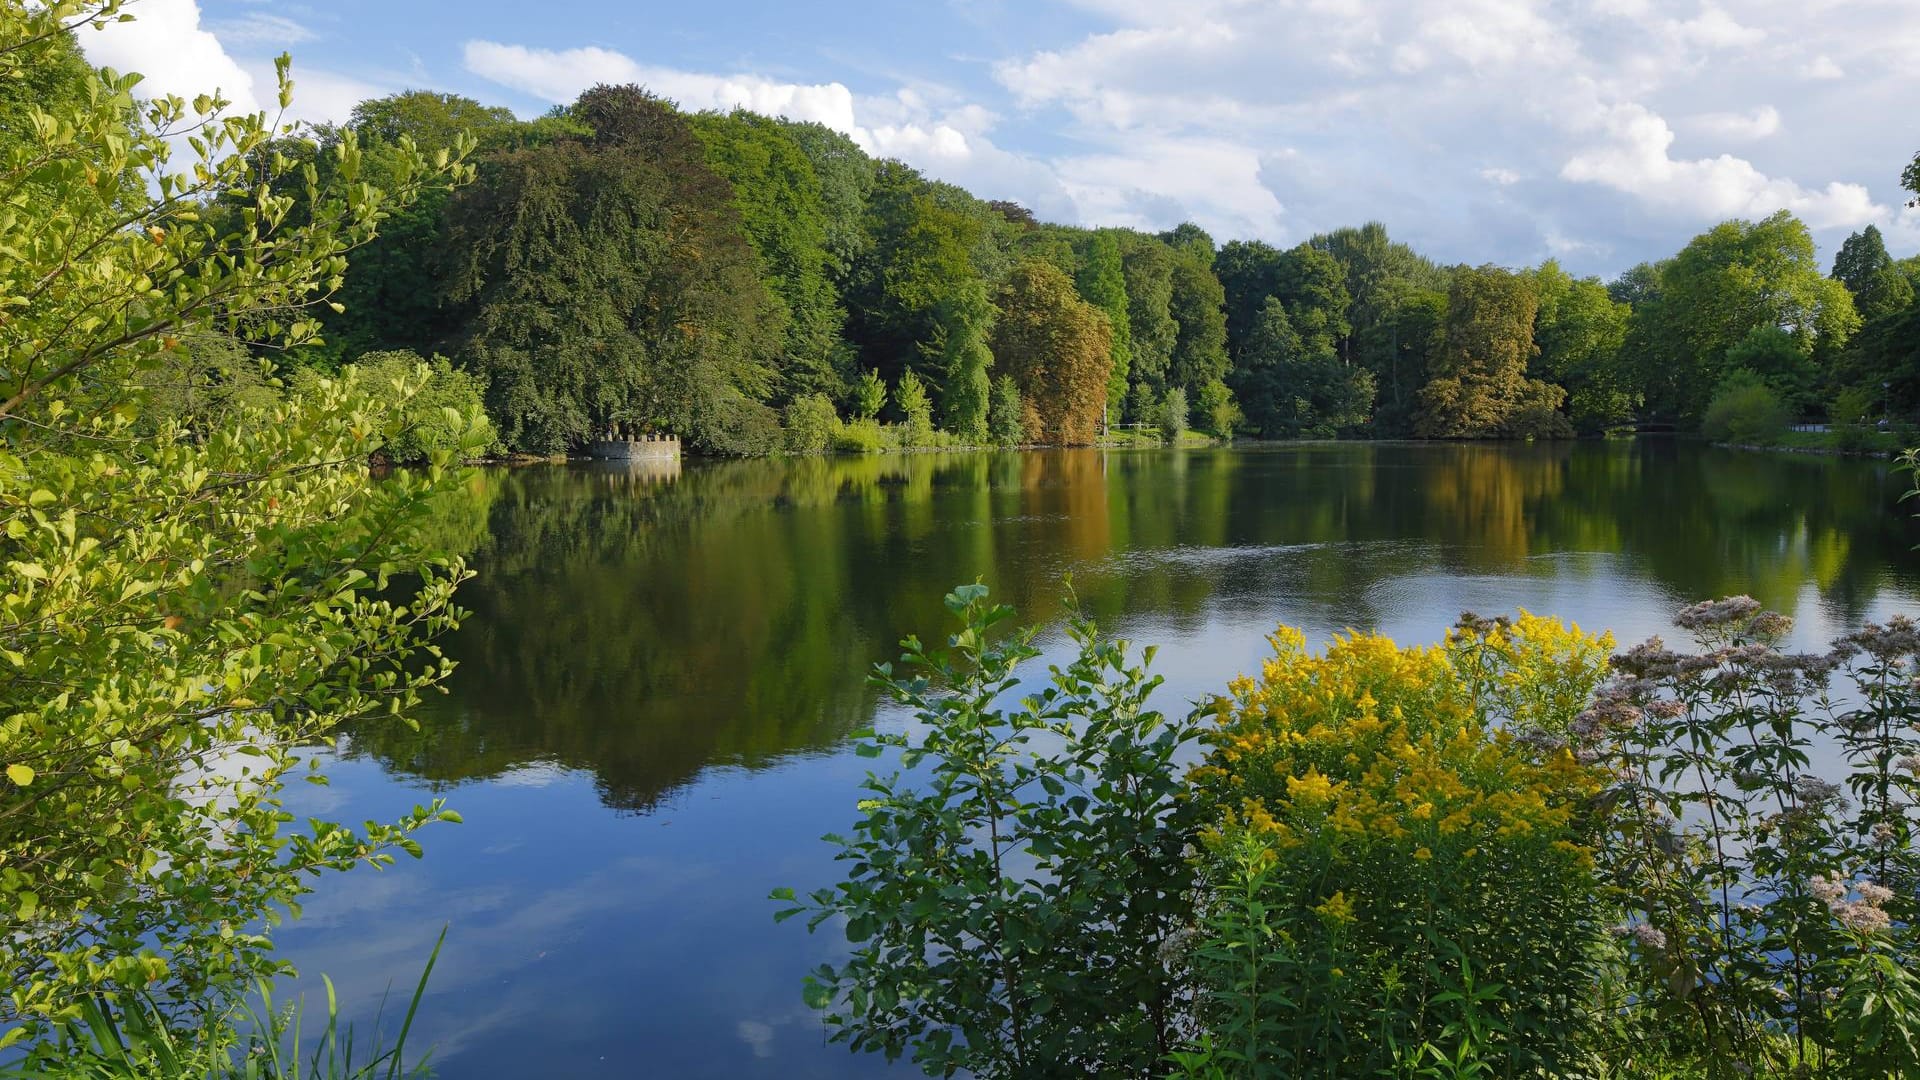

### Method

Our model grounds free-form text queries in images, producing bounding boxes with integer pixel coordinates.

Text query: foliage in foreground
[1,0,475,1059]
[787,589,1920,1079]
[779,585,1206,1077]
[0,932,443,1080]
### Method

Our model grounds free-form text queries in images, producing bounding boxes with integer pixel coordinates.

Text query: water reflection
[300,441,1920,1078]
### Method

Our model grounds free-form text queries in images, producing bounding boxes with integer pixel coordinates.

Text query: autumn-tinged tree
[992,260,1112,445]
[1417,265,1566,438]
[443,84,784,454]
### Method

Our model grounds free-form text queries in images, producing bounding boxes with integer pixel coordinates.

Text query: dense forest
[271,83,1917,455]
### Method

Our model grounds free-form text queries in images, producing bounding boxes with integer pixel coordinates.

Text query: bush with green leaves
[1161,386,1190,441]
[784,392,842,453]
[310,350,497,465]
[1702,371,1790,445]
[778,585,1206,1078]
[1197,378,1240,440]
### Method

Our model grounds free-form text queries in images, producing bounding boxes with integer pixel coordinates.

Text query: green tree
[1633,211,1859,424]
[1074,231,1134,417]
[1416,265,1566,438]
[1832,225,1915,323]
[1166,252,1230,395]
[851,367,887,419]
[777,120,873,278]
[1121,236,1178,394]
[693,109,848,398]
[933,278,995,442]
[1196,378,1240,438]
[841,162,996,400]
[1214,239,1285,357]
[1724,324,1818,415]
[1531,261,1634,432]
[895,367,935,446]
[988,373,1025,446]
[1159,221,1216,266]
[992,259,1112,446]
[0,0,475,1048]
[1231,298,1373,438]
[443,84,783,454]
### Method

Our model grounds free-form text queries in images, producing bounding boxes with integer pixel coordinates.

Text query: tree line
[286,85,1919,454]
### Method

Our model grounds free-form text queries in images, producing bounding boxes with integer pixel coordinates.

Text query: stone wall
[586,435,681,462]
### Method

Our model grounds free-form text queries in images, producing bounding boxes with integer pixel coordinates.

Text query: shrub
[1183,618,1613,1077]
[1830,386,1879,453]
[988,374,1025,446]
[702,395,785,457]
[1702,371,1790,445]
[780,586,1206,1078]
[1160,387,1189,441]
[336,350,498,465]
[1197,378,1241,440]
[833,418,894,454]
[784,393,842,453]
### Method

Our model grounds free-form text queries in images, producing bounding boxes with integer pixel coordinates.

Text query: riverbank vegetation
[788,585,1920,1078]
[133,72,1914,457]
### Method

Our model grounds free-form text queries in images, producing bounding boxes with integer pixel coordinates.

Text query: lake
[274,440,1920,1078]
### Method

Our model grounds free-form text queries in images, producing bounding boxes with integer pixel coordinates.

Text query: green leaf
[5,763,33,787]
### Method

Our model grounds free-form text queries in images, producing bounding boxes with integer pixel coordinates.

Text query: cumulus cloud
[80,0,260,113]
[1562,103,1878,229]
[985,0,1920,268]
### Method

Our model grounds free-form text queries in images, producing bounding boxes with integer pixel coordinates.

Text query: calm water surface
[277,441,1920,1078]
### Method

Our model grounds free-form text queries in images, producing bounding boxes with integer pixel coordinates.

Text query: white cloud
[1482,167,1523,185]
[205,12,314,48]
[1686,105,1781,141]
[79,0,260,113]
[1800,54,1845,80]
[1561,102,1879,229]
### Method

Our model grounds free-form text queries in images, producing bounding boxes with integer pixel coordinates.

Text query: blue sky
[83,0,1920,278]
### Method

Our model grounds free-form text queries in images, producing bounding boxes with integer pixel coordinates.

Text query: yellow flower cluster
[1193,620,1610,902]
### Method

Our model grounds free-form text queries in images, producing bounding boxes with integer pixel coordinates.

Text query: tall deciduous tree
[1166,251,1230,395]
[693,109,848,398]
[1631,211,1859,424]
[1416,265,1565,438]
[1531,261,1634,432]
[1232,297,1374,438]
[991,260,1111,445]
[443,84,783,455]
[1074,230,1134,416]
[1120,236,1178,394]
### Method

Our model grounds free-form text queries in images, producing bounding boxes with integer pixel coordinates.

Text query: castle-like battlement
[586,433,681,462]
